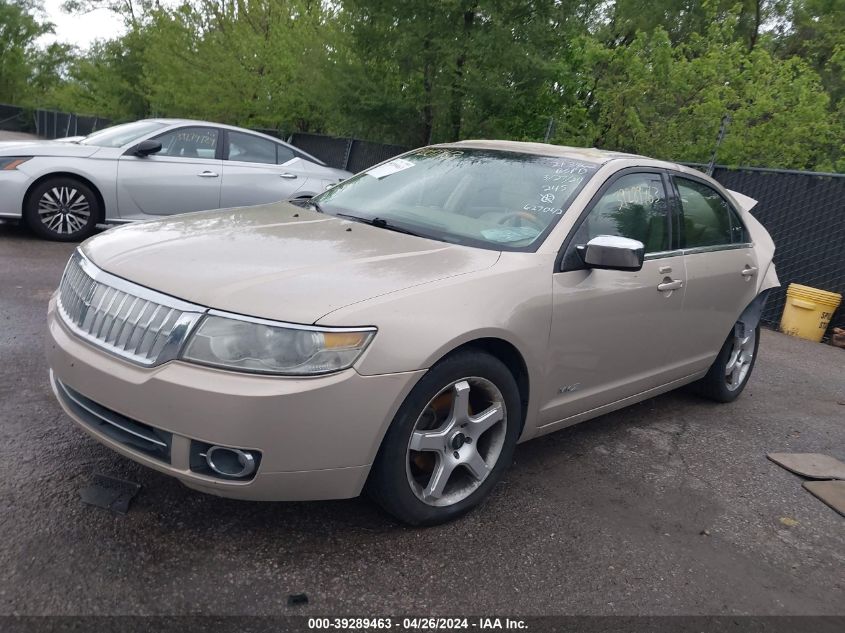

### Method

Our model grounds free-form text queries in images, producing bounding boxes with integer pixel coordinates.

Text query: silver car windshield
[312,148,598,251]
[79,121,168,148]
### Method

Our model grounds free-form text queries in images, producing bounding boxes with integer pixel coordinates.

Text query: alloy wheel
[725,329,756,391]
[406,377,507,507]
[38,186,91,236]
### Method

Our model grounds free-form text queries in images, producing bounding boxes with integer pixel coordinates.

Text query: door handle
[280,173,298,179]
[657,279,684,292]
[741,265,758,277]
[197,171,218,178]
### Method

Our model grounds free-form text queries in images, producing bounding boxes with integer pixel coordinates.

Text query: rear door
[117,125,222,217]
[669,173,760,372]
[220,130,306,207]
[541,169,689,427]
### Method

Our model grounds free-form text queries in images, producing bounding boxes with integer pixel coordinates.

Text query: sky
[40,0,126,49]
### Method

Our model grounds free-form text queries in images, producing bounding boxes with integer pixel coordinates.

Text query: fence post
[543,117,555,143]
[707,114,731,176]
[342,139,354,171]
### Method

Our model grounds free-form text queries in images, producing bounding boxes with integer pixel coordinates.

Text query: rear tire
[367,350,522,525]
[693,323,760,403]
[24,177,100,242]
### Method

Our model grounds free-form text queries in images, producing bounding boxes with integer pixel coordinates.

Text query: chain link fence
[288,132,408,172]
[0,104,112,138]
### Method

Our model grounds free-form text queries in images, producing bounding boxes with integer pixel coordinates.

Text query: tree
[569,17,843,171]
[137,0,334,131]
[0,0,54,104]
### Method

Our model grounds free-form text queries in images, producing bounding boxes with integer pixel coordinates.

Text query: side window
[675,177,743,247]
[562,172,669,270]
[227,131,277,164]
[728,206,749,244]
[153,127,218,159]
[276,144,296,165]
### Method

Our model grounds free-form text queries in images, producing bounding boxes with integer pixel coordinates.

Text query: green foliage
[574,19,844,170]
[0,0,54,105]
[139,1,335,131]
[0,0,843,171]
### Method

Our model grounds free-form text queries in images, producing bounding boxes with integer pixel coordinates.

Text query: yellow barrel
[780,283,842,342]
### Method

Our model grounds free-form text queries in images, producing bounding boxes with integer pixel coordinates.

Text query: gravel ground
[0,221,843,616]
[0,131,38,142]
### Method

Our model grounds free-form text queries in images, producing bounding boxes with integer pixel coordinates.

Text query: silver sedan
[0,119,351,241]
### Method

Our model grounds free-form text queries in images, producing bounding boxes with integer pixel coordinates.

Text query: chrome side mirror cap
[578,235,645,271]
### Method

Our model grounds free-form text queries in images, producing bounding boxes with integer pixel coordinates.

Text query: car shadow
[72,386,710,538]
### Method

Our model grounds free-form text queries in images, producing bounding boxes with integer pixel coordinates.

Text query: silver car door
[219,131,306,207]
[670,174,760,372]
[117,126,222,217]
[540,170,687,428]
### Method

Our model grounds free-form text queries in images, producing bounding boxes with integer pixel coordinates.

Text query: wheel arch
[735,288,773,338]
[431,337,531,436]
[22,172,106,226]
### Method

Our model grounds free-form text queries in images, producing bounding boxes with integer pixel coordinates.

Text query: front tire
[368,350,522,525]
[694,323,760,403]
[24,177,100,241]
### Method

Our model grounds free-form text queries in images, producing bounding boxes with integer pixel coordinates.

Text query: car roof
[146,118,279,136]
[441,139,683,169]
[143,119,326,166]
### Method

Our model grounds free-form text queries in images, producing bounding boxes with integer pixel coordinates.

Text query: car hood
[80,202,500,324]
[0,140,101,158]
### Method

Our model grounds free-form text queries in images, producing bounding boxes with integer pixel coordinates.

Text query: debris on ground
[287,593,309,606]
[803,480,845,517]
[79,473,142,515]
[767,453,845,480]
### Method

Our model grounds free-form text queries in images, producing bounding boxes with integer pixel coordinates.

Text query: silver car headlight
[181,313,376,375]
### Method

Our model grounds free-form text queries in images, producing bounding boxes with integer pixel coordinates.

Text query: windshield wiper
[334,213,422,237]
[306,200,325,213]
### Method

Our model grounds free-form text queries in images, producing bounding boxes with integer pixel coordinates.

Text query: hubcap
[725,329,756,391]
[406,377,507,507]
[38,187,91,235]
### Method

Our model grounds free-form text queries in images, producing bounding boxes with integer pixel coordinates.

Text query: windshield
[80,121,168,148]
[312,148,598,251]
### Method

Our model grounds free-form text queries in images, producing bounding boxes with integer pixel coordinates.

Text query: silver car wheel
[38,187,91,235]
[406,377,507,507]
[725,329,756,391]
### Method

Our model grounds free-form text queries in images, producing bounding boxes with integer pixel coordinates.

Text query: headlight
[0,157,32,170]
[181,313,376,375]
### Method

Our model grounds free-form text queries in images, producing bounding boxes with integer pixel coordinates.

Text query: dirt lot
[0,221,843,616]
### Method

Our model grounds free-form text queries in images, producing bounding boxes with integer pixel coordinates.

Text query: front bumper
[46,297,424,501]
[0,168,29,217]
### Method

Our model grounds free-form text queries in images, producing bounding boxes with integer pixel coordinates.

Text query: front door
[117,125,222,217]
[540,170,688,428]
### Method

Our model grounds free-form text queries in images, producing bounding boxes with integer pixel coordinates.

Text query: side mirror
[132,139,162,157]
[577,235,645,271]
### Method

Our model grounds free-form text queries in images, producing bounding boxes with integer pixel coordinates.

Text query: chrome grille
[57,252,205,366]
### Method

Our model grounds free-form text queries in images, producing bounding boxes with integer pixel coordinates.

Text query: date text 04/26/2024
[307,617,528,630]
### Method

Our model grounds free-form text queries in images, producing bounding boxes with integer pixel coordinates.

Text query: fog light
[204,446,257,478]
